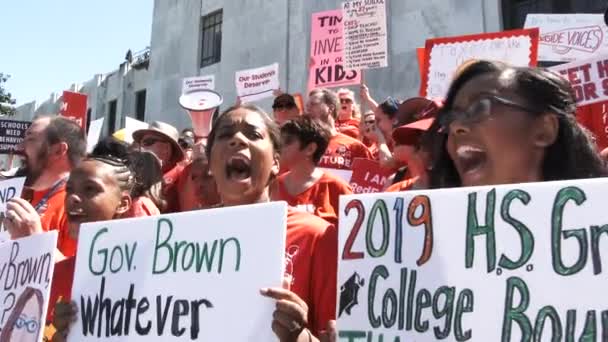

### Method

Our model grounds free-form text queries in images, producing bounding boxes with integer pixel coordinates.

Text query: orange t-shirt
[30,184,75,257]
[162,162,187,213]
[386,177,418,192]
[274,171,352,226]
[318,133,373,170]
[337,118,360,139]
[127,196,160,217]
[285,209,337,337]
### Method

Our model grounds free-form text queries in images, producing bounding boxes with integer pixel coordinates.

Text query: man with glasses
[133,121,185,213]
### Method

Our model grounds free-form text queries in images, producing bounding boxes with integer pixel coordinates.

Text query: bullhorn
[178,89,223,140]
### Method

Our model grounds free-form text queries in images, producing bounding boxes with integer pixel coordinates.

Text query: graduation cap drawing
[338,272,365,318]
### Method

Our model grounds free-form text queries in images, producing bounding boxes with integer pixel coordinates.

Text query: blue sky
[0,1,153,106]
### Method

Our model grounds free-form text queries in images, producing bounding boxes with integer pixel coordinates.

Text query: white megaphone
[178,89,223,140]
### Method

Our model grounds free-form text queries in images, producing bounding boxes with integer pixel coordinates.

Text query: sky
[0,1,154,106]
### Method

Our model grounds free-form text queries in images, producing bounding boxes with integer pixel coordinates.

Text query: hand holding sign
[5,198,43,239]
[260,287,308,342]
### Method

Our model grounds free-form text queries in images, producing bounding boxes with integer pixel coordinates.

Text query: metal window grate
[201,9,223,68]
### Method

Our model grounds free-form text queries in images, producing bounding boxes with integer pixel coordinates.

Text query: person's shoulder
[287,208,332,233]
[386,178,416,192]
[319,171,352,190]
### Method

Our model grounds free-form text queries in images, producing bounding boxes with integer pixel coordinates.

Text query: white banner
[550,54,608,107]
[338,178,608,340]
[182,75,215,94]
[0,177,27,242]
[70,202,287,341]
[235,63,279,103]
[342,0,388,70]
[0,231,58,342]
[86,118,104,153]
[525,14,608,62]
[123,117,149,144]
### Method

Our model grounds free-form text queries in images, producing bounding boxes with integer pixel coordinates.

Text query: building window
[200,9,223,68]
[135,90,146,122]
[108,100,117,135]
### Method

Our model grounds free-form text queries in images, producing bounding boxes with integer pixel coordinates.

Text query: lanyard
[34,178,67,214]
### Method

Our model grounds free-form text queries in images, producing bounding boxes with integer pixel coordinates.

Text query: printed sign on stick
[182,75,215,94]
[338,178,608,340]
[235,63,279,103]
[349,158,391,193]
[309,9,361,91]
[525,14,608,62]
[70,202,287,341]
[0,231,58,342]
[86,118,104,153]
[0,120,30,154]
[342,0,388,70]
[420,28,539,99]
[550,54,608,106]
[60,91,88,129]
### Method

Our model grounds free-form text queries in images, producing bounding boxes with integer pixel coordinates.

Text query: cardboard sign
[420,28,539,99]
[550,54,608,106]
[70,202,287,341]
[60,91,88,129]
[349,158,392,193]
[0,231,58,342]
[0,120,30,154]
[0,177,26,241]
[123,117,149,144]
[86,118,104,153]
[338,178,608,340]
[309,9,361,91]
[235,63,279,103]
[342,0,388,70]
[182,75,215,94]
[525,14,608,62]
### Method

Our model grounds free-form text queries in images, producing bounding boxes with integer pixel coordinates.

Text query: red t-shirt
[285,209,337,337]
[162,162,187,213]
[576,100,608,150]
[30,184,75,257]
[318,133,373,170]
[127,196,160,217]
[337,118,360,139]
[44,257,76,341]
[385,177,418,192]
[274,171,353,226]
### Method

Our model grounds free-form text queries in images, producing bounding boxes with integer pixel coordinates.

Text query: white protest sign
[0,177,27,242]
[0,231,58,342]
[182,75,215,94]
[421,28,539,99]
[70,202,287,341]
[123,117,149,144]
[86,118,105,153]
[320,168,353,184]
[550,54,608,106]
[337,178,608,340]
[525,14,608,63]
[342,0,388,70]
[235,63,279,103]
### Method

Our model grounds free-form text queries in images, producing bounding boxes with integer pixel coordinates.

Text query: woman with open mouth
[426,60,607,188]
[205,104,337,342]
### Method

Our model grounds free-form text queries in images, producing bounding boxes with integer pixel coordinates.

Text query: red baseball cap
[392,97,442,146]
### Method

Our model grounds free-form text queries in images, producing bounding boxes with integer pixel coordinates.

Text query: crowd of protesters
[3,59,608,342]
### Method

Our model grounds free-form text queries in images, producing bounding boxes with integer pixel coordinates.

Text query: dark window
[200,10,223,68]
[135,90,146,121]
[108,100,117,135]
[503,0,605,30]
[86,108,92,133]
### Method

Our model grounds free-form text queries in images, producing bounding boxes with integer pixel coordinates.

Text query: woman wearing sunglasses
[427,60,606,188]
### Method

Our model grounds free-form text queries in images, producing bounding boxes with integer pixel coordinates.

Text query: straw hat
[132,121,184,160]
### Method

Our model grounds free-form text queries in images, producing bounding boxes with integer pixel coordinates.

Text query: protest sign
[86,118,104,153]
[525,14,608,63]
[235,63,279,103]
[60,91,88,129]
[349,158,391,194]
[182,75,215,94]
[338,178,608,340]
[550,54,608,106]
[309,9,361,91]
[342,0,388,70]
[70,202,287,341]
[420,28,539,99]
[0,120,30,154]
[320,168,353,184]
[0,231,58,342]
[293,93,304,114]
[0,177,26,241]
[121,117,149,144]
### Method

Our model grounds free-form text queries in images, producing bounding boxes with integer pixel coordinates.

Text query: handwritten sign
[550,54,608,106]
[349,158,391,193]
[86,118,104,153]
[0,177,26,242]
[420,28,539,98]
[235,63,279,103]
[60,91,88,129]
[309,9,361,91]
[70,202,287,341]
[342,0,388,70]
[338,178,608,340]
[0,120,30,154]
[182,75,215,94]
[0,231,58,342]
[525,14,608,62]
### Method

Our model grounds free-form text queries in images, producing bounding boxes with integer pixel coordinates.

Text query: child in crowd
[205,105,337,341]
[273,116,353,226]
[427,60,607,187]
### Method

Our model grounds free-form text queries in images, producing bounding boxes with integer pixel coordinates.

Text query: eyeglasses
[15,314,39,333]
[340,98,353,104]
[141,137,167,147]
[439,94,540,130]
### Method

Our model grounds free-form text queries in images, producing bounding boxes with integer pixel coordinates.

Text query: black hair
[427,60,607,188]
[378,98,399,119]
[205,104,281,160]
[281,116,331,164]
[92,136,129,159]
[45,116,86,167]
[308,88,339,120]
